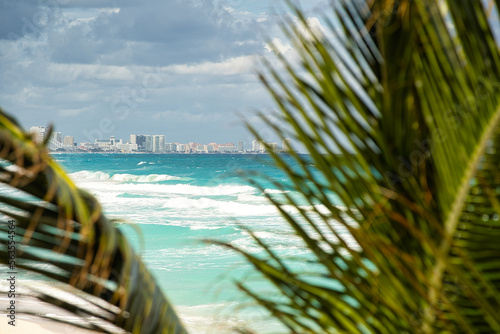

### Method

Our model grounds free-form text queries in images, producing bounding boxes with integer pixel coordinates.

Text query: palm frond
[0,110,187,334]
[226,0,500,333]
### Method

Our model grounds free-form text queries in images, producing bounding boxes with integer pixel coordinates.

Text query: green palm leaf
[0,111,187,333]
[229,0,500,333]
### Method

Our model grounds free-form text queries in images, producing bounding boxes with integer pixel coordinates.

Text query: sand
[0,280,114,334]
[0,316,98,334]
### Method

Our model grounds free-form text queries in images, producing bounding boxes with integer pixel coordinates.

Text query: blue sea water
[52,153,303,333]
[48,153,354,333]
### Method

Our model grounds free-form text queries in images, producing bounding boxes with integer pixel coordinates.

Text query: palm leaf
[0,110,187,334]
[226,0,500,333]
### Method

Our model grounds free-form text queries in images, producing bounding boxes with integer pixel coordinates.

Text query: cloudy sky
[0,0,326,145]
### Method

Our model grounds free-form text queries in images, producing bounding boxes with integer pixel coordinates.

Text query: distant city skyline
[30,125,293,154]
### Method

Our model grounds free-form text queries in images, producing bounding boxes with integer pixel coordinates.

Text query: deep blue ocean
[54,153,316,333]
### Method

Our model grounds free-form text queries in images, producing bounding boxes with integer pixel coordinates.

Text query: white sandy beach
[0,292,100,334]
[0,316,98,334]
[0,292,283,334]
[0,279,118,334]
[0,279,267,334]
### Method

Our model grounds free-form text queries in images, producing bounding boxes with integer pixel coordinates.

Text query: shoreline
[0,280,284,334]
[49,151,295,155]
[0,294,283,334]
[0,279,122,334]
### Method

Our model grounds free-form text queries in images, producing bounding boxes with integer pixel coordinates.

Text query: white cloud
[46,63,135,81]
[165,55,257,76]
[297,16,327,41]
[265,38,292,55]
[0,0,329,143]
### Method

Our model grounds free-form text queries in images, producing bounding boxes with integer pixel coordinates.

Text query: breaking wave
[68,170,186,182]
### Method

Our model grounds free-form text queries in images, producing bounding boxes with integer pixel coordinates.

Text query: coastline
[0,291,100,334]
[0,277,284,334]
[0,279,125,334]
[0,293,283,334]
[49,151,293,155]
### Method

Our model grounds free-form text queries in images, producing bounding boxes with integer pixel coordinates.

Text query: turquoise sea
[56,153,300,333]
[48,153,355,333]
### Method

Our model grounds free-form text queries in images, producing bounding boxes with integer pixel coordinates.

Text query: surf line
[5,219,16,326]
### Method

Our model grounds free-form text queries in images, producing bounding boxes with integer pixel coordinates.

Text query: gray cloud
[45,0,266,66]
[0,0,324,144]
[0,1,41,40]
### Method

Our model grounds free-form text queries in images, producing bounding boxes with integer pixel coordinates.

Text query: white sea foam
[78,181,255,197]
[69,170,111,181]
[237,193,268,203]
[137,161,147,165]
[110,173,180,182]
[161,197,280,216]
[69,170,183,182]
[176,302,287,334]
[263,189,289,194]
[154,244,228,258]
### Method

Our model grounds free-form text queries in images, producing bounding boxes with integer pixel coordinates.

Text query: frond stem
[423,103,500,333]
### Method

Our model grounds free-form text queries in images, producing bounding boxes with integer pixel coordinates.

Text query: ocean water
[52,153,302,333]
[37,153,355,333]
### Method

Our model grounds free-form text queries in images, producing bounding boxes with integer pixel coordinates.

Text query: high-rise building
[219,146,237,153]
[269,142,278,153]
[94,138,115,151]
[218,143,236,153]
[144,135,153,152]
[30,126,47,143]
[130,134,137,145]
[116,143,138,152]
[48,131,63,150]
[133,135,146,150]
[63,136,75,147]
[152,135,165,153]
[196,144,206,153]
[166,143,177,152]
[51,132,62,143]
[282,138,292,152]
[252,140,264,152]
[237,140,244,151]
[49,132,60,150]
[176,144,185,152]
[189,142,201,150]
